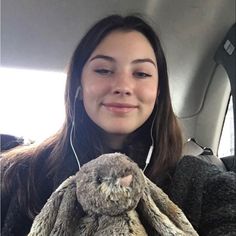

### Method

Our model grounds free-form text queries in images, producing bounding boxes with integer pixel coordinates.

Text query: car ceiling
[1,0,235,119]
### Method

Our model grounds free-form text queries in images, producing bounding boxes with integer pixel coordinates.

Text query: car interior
[1,0,235,172]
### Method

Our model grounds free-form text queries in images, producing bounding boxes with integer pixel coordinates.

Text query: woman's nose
[112,73,133,96]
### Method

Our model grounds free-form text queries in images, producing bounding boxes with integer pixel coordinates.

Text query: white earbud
[143,145,153,172]
[143,107,157,172]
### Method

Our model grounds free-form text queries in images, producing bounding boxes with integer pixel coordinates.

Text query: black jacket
[1,155,236,235]
[163,156,236,236]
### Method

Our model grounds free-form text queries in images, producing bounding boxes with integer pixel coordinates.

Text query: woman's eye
[134,72,152,78]
[94,69,113,75]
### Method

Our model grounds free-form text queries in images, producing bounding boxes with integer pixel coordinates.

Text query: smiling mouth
[102,103,138,113]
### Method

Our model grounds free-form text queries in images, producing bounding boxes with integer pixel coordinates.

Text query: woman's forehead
[88,30,157,65]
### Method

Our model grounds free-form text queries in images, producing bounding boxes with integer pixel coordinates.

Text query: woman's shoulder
[175,155,224,177]
[168,155,223,198]
[1,150,32,202]
[1,148,31,178]
[167,155,236,232]
[172,155,236,194]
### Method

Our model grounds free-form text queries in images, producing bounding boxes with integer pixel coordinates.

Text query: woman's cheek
[139,86,158,104]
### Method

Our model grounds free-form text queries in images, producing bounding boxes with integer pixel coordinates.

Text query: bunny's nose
[119,174,133,187]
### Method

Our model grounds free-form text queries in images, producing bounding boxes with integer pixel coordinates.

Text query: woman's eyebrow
[89,55,115,62]
[89,55,156,68]
[132,58,156,68]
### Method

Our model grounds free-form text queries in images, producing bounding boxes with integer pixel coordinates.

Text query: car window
[218,96,234,157]
[0,67,66,143]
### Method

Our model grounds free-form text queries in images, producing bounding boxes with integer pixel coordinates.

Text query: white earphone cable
[70,86,157,172]
[69,87,81,170]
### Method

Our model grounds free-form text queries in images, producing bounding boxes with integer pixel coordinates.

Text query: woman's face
[81,30,158,135]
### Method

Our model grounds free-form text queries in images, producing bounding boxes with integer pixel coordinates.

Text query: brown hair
[1,14,182,218]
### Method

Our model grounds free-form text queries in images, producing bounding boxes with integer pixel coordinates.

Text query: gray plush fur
[28,153,198,236]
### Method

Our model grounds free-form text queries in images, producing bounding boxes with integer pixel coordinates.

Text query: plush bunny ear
[28,175,85,236]
[138,175,198,236]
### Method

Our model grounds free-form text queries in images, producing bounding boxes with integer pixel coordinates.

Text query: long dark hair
[1,14,182,218]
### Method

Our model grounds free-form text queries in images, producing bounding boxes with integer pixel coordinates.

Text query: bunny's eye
[96,176,102,184]
[124,168,131,175]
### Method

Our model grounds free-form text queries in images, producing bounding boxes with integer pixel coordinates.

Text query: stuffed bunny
[28,153,198,236]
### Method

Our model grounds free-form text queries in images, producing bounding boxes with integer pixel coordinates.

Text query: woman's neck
[103,133,128,150]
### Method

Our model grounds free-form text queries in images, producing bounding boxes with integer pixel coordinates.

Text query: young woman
[1,15,235,236]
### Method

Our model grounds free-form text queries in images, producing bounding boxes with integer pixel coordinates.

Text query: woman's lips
[102,103,138,113]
